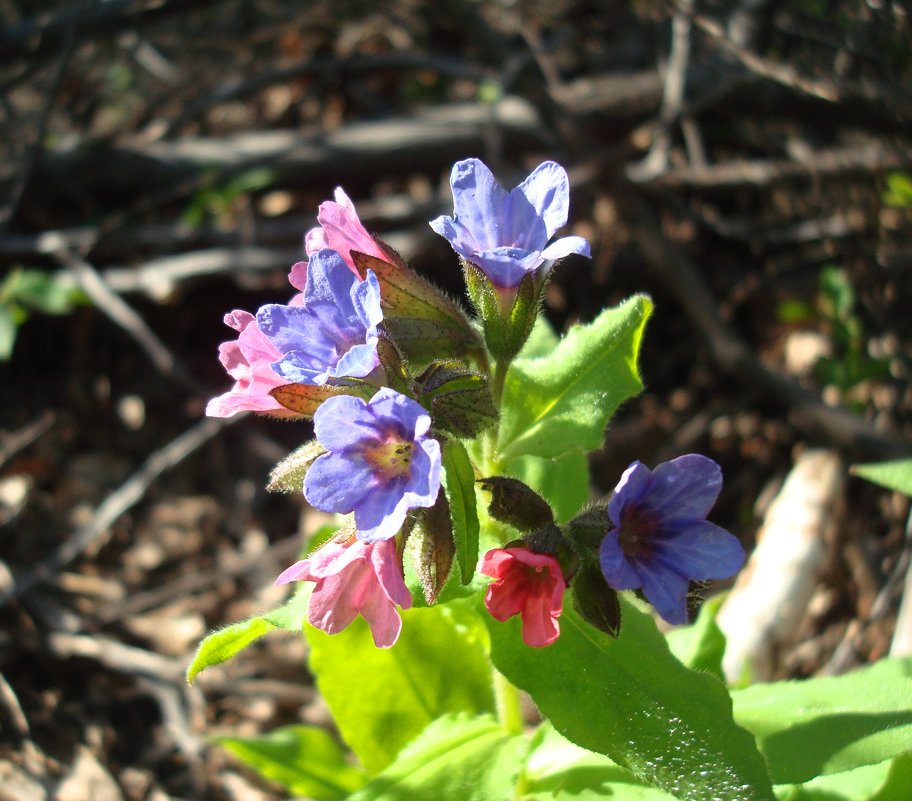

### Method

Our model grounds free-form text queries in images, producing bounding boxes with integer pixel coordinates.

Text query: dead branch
[615,184,911,463]
[650,141,910,189]
[0,417,232,607]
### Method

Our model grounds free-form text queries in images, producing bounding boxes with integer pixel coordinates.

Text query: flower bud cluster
[206,160,745,648]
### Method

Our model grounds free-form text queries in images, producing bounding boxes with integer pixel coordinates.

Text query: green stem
[493,666,524,736]
[492,357,509,408]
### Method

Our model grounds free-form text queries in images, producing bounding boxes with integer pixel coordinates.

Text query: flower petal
[516,161,570,238]
[632,556,692,625]
[312,395,381,450]
[598,530,642,590]
[607,461,654,527]
[304,451,378,513]
[646,454,723,523]
[653,521,746,581]
[541,235,592,263]
[449,158,510,252]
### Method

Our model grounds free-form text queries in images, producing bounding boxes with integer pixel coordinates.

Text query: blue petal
[598,530,641,590]
[303,249,356,305]
[368,388,431,439]
[449,158,510,252]
[632,556,691,625]
[352,269,384,330]
[403,438,441,506]
[333,340,379,379]
[353,476,411,542]
[516,161,570,239]
[504,189,549,252]
[304,451,377,513]
[607,461,654,527]
[647,454,722,523]
[541,235,592,262]
[473,247,542,289]
[313,395,381,450]
[429,215,477,260]
[652,521,745,581]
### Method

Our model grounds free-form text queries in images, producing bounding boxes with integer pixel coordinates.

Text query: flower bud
[478,476,554,533]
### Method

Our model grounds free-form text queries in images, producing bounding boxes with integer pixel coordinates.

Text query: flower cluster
[206,159,745,649]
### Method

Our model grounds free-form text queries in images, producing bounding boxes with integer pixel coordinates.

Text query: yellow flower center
[364,439,414,479]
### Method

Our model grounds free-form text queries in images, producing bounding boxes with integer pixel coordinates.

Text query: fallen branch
[0,416,232,606]
[616,183,911,462]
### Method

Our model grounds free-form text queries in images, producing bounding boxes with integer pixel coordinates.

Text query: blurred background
[1,1,911,799]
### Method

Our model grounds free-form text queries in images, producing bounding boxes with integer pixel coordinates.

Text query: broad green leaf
[486,599,775,801]
[502,449,590,524]
[666,593,727,680]
[217,725,367,800]
[851,459,912,498]
[524,723,676,800]
[348,714,524,801]
[187,586,311,682]
[732,657,912,784]
[518,315,560,359]
[868,752,912,801]
[442,439,480,584]
[774,758,895,801]
[496,295,652,461]
[306,600,495,774]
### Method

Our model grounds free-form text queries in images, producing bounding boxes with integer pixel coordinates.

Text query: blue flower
[256,248,383,385]
[304,388,442,542]
[598,455,746,625]
[429,158,591,289]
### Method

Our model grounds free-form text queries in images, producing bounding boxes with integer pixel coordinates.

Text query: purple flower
[598,455,746,625]
[305,388,442,542]
[429,158,591,289]
[256,248,383,385]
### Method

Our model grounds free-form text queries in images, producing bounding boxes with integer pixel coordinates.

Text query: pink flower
[305,188,389,274]
[205,310,290,417]
[276,534,413,648]
[481,547,566,647]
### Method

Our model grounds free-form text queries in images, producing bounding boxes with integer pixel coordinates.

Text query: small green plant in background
[882,171,912,209]
[181,167,277,230]
[0,268,89,360]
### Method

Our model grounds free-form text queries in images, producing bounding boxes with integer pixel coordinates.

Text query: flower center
[619,506,656,559]
[364,438,414,479]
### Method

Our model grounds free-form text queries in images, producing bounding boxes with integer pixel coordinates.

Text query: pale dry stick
[53,244,207,394]
[889,509,912,658]
[691,10,912,122]
[717,449,844,683]
[628,0,694,181]
[0,410,55,470]
[0,669,30,738]
[0,416,233,606]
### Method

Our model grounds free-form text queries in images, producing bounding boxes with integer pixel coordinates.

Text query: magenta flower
[276,534,412,648]
[256,249,383,385]
[205,310,289,418]
[305,187,389,274]
[305,388,441,542]
[481,547,566,647]
[599,455,746,625]
[429,158,591,289]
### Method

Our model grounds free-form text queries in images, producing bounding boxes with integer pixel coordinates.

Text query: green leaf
[349,714,524,801]
[502,450,590,524]
[774,758,896,801]
[442,440,480,584]
[0,304,18,361]
[486,599,775,801]
[732,657,912,785]
[217,725,367,800]
[524,724,676,800]
[850,459,912,498]
[5,268,85,315]
[666,593,727,680]
[187,586,311,682]
[266,440,326,493]
[518,316,560,359]
[306,600,495,774]
[496,295,652,461]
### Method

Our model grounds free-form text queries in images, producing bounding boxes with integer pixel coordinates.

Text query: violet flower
[598,455,746,625]
[429,158,591,289]
[257,248,383,385]
[305,388,441,542]
[481,547,565,647]
[305,188,389,274]
[276,534,412,648]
